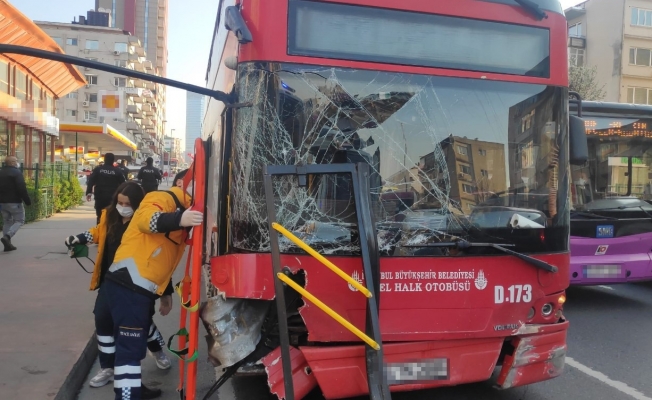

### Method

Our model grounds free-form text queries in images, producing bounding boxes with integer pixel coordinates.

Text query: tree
[569,64,607,101]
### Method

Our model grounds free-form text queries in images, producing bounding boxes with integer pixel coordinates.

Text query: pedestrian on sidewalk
[65,181,174,399]
[0,155,31,252]
[96,184,201,400]
[86,153,126,224]
[137,157,162,193]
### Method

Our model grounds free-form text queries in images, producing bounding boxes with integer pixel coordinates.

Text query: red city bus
[195,0,585,399]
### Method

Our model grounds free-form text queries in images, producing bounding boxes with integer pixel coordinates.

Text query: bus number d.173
[495,285,532,304]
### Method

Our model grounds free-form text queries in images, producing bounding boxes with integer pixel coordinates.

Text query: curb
[55,332,98,400]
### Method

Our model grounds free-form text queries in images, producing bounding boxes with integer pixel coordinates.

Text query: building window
[521,110,535,132]
[66,38,78,45]
[114,42,128,53]
[31,83,41,100]
[629,47,652,66]
[85,75,98,85]
[627,87,652,105]
[569,48,585,67]
[568,23,582,37]
[52,37,63,46]
[66,109,77,117]
[66,92,78,99]
[15,69,27,100]
[456,145,468,155]
[114,77,127,87]
[632,7,652,27]
[478,149,486,156]
[85,93,98,102]
[85,40,99,50]
[0,61,7,93]
[84,111,98,120]
[460,164,472,175]
[115,60,128,67]
[462,184,475,194]
[480,169,488,177]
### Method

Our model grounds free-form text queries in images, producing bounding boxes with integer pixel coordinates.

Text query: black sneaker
[141,384,162,399]
[1,235,15,252]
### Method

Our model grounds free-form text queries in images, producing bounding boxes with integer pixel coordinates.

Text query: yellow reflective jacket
[111,186,193,296]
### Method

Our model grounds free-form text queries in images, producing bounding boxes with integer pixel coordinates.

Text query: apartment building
[36,19,166,165]
[566,0,652,104]
[96,0,168,77]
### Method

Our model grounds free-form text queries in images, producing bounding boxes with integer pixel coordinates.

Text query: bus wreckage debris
[200,295,271,368]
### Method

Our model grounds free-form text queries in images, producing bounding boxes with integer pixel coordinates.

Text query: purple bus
[570,101,652,285]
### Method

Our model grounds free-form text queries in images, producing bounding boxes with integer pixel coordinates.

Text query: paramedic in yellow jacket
[64,181,174,394]
[94,184,202,400]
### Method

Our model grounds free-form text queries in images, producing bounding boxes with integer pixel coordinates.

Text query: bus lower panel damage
[259,323,567,399]
[199,302,568,400]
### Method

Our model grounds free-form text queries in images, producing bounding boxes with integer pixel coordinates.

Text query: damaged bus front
[198,0,583,398]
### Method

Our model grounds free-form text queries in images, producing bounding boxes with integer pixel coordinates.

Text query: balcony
[141,103,152,113]
[565,5,586,20]
[126,121,139,131]
[127,104,143,115]
[143,117,154,128]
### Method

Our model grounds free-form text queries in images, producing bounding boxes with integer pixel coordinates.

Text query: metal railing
[20,162,79,222]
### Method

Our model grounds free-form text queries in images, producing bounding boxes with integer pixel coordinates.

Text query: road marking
[566,357,652,400]
[597,285,614,290]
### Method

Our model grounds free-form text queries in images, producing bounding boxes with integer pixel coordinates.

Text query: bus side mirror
[569,115,588,165]
[225,6,253,44]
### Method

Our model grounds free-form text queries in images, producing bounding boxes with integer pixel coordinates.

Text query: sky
[13,0,584,148]
[13,0,218,149]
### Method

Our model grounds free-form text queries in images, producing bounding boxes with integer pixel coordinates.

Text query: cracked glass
[229,63,569,256]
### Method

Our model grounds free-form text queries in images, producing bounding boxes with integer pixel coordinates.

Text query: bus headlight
[541,303,554,316]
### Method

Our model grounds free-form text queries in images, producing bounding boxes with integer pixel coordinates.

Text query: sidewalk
[0,202,98,400]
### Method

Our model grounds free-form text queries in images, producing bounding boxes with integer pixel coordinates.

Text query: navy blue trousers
[94,287,166,370]
[94,280,154,400]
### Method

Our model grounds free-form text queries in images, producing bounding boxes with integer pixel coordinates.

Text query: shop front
[0,1,85,165]
[58,122,138,169]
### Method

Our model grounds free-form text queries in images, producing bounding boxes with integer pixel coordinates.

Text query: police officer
[86,153,126,224]
[137,157,162,193]
[117,159,130,180]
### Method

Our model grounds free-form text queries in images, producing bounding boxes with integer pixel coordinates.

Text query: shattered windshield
[230,63,569,256]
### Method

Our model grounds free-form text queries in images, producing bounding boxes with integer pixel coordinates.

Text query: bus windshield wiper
[513,0,548,20]
[571,211,618,220]
[405,240,558,273]
[586,205,652,219]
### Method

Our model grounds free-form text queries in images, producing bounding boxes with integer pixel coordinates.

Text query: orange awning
[0,0,86,97]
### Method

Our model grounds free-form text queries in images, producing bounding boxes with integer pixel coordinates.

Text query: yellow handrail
[276,273,380,350]
[272,222,372,298]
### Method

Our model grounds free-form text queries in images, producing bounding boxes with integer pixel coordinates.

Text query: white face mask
[116,205,134,218]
